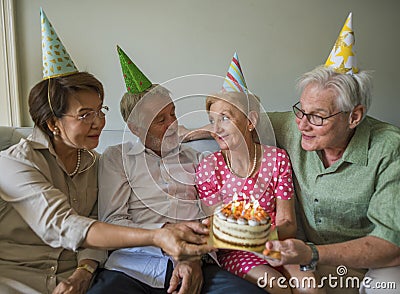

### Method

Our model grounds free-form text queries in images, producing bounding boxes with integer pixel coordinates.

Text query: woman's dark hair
[29,72,104,137]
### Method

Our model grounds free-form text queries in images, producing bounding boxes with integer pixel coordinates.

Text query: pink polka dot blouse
[195,145,294,278]
[196,145,294,225]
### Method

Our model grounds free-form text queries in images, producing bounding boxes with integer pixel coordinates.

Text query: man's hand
[168,260,203,294]
[52,268,92,294]
[201,217,211,227]
[264,239,312,267]
[178,125,211,142]
[154,221,214,261]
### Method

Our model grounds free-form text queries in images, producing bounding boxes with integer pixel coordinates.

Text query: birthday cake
[212,199,271,252]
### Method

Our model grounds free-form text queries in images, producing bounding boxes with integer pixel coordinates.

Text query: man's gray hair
[120,84,171,123]
[297,65,373,116]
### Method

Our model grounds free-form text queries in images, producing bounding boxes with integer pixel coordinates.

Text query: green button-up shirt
[267,112,400,247]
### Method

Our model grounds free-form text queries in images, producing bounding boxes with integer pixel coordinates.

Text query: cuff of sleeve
[78,248,108,267]
[62,215,96,251]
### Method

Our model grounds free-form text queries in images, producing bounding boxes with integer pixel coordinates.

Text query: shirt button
[50,266,55,271]
[317,218,322,223]
[314,198,319,203]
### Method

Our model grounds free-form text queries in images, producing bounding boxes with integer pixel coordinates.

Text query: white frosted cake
[212,200,271,252]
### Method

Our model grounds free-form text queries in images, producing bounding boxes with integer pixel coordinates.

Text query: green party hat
[117,46,152,94]
[40,8,78,79]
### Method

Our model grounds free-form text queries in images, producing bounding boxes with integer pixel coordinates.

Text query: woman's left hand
[52,269,93,294]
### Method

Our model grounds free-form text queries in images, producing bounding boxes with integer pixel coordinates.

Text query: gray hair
[296,65,373,115]
[120,84,171,123]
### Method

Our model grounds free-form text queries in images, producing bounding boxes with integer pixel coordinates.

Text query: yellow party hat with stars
[41,8,78,79]
[324,12,358,74]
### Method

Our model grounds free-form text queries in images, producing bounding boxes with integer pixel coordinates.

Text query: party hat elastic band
[222,52,248,93]
[324,12,358,74]
[117,46,152,94]
[41,8,78,79]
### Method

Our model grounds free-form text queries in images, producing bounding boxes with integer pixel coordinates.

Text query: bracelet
[200,254,217,266]
[76,263,96,275]
[299,242,319,272]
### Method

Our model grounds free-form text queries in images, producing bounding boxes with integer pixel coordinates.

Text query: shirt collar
[340,118,370,166]
[29,126,59,157]
[29,126,97,171]
[125,138,181,158]
[125,137,146,155]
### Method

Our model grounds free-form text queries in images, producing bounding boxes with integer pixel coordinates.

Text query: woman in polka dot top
[195,92,320,293]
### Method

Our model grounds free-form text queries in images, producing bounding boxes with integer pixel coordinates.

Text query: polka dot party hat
[41,8,78,79]
[324,12,358,74]
[117,45,152,94]
[222,52,248,93]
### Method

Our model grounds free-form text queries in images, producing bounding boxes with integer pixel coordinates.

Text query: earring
[248,127,253,132]
[53,127,60,136]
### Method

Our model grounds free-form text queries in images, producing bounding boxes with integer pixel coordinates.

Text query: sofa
[0,126,220,154]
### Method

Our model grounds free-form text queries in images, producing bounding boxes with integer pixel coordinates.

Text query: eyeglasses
[292,102,343,126]
[63,105,109,124]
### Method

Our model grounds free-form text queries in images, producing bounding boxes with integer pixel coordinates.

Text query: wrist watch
[299,242,319,272]
[77,263,96,275]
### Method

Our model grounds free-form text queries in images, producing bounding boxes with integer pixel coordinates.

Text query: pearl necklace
[67,149,97,177]
[225,144,258,178]
[68,149,81,177]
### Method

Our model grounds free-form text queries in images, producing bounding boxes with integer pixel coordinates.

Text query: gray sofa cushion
[0,127,25,151]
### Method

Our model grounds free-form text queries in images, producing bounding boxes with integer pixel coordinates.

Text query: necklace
[225,144,258,178]
[79,150,96,174]
[68,149,81,177]
[68,149,96,177]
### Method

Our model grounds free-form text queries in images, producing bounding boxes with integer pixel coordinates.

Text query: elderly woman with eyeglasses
[265,65,400,293]
[0,72,213,294]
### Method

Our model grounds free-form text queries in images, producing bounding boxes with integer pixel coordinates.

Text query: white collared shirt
[98,139,206,288]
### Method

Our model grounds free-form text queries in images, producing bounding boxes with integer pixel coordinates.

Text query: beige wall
[11,0,400,128]
[0,26,9,126]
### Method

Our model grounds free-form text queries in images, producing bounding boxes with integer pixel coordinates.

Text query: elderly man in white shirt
[88,85,265,294]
